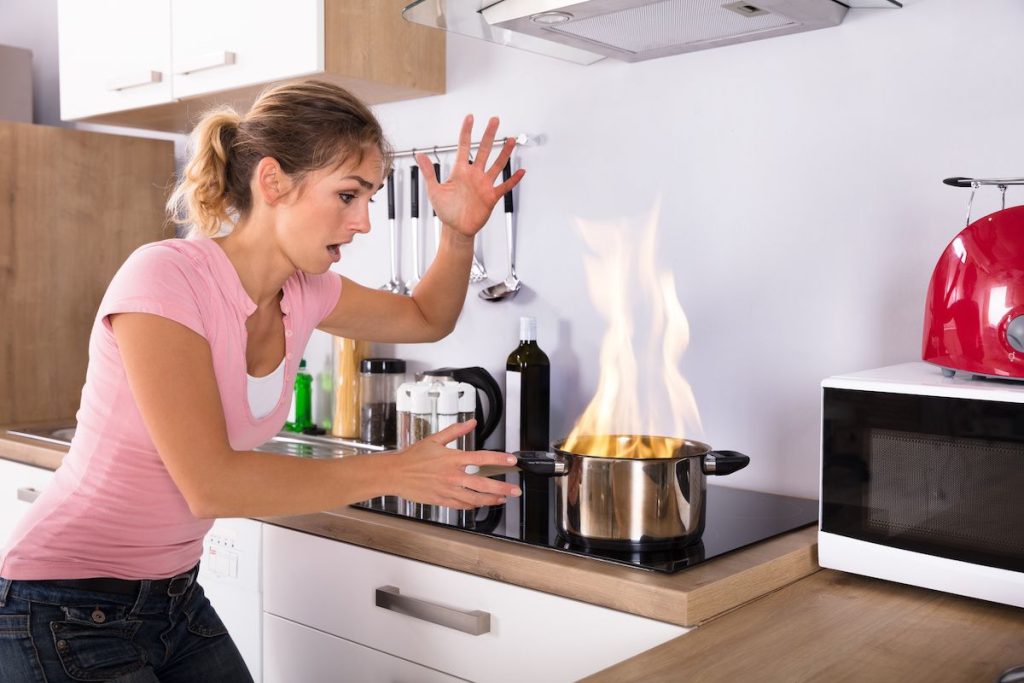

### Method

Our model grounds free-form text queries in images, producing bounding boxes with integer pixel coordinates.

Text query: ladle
[380,169,408,295]
[480,161,521,301]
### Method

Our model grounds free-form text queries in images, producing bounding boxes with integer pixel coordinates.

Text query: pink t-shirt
[0,237,341,580]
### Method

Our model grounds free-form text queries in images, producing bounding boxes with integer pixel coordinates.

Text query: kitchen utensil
[408,165,423,291]
[474,435,749,550]
[479,160,521,301]
[923,177,1024,379]
[420,366,503,446]
[432,161,442,261]
[381,170,407,295]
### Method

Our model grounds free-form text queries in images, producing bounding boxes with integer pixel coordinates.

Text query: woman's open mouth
[327,243,341,262]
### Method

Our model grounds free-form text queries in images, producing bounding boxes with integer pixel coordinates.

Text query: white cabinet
[0,457,54,549]
[56,1,445,132]
[263,613,462,683]
[56,0,173,120]
[200,518,264,682]
[170,0,321,99]
[262,525,688,682]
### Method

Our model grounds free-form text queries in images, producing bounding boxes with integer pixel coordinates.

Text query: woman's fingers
[428,418,476,446]
[414,152,438,192]
[453,114,474,167]
[485,136,517,180]
[474,116,500,170]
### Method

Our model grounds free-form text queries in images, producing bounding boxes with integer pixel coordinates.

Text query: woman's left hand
[414,115,525,240]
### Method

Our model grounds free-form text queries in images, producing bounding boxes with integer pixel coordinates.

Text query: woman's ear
[254,156,293,206]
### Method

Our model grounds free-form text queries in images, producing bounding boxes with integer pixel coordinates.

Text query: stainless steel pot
[515,435,750,551]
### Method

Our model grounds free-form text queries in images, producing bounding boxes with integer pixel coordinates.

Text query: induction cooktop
[355,474,817,573]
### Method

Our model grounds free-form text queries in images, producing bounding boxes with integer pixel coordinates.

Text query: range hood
[403,0,901,65]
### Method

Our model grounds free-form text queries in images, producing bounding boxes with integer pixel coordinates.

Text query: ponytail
[166,107,241,238]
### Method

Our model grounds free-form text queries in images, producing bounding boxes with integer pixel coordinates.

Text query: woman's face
[276,148,385,274]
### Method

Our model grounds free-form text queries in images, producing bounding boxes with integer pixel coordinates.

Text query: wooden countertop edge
[582,569,1024,682]
[258,508,820,626]
[0,428,68,471]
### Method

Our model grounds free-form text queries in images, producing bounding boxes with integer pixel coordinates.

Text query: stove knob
[1007,315,1024,353]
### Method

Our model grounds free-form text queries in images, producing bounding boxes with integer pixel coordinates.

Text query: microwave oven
[819,362,1023,608]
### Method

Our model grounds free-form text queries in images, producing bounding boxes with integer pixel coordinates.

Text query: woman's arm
[110,312,520,519]
[318,114,524,342]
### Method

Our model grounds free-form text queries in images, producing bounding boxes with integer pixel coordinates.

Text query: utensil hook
[999,184,1008,210]
[431,146,441,166]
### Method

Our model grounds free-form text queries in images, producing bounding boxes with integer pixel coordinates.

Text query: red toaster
[923,203,1024,378]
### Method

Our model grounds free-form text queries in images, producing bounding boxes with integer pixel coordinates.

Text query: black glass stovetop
[354,473,817,573]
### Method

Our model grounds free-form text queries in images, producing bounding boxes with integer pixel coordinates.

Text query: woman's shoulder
[119,237,217,279]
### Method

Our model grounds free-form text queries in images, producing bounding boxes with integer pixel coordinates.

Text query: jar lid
[361,358,406,374]
[437,384,461,415]
[396,382,415,411]
[410,384,433,413]
[457,382,477,412]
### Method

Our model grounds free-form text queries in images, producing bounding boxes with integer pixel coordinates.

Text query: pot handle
[702,450,750,476]
[466,451,567,478]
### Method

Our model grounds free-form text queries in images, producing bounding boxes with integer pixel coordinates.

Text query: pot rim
[553,434,712,461]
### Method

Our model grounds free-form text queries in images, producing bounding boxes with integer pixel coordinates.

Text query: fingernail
[498,497,507,504]
[506,456,517,464]
[512,487,522,496]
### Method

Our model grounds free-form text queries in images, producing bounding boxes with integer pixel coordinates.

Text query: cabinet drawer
[263,525,687,682]
[264,612,461,683]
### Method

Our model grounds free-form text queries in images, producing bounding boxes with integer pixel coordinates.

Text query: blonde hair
[167,80,393,238]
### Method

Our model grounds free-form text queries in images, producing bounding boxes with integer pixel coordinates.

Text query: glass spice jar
[359,358,406,447]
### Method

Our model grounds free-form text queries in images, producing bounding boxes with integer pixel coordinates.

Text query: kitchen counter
[3,429,1022,681]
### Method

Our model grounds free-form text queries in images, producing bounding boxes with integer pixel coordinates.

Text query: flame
[563,200,701,459]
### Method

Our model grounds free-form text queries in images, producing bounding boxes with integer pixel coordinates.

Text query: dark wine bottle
[505,316,550,452]
[506,316,552,542]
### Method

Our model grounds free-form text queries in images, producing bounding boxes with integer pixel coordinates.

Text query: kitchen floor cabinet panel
[0,457,54,549]
[57,0,173,120]
[263,613,463,683]
[170,0,320,100]
[263,525,688,682]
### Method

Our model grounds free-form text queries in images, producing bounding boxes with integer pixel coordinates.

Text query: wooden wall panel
[0,122,175,425]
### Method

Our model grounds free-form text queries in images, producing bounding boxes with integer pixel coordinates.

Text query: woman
[0,79,524,682]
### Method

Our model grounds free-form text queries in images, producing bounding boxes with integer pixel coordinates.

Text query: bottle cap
[437,384,460,415]
[457,382,477,413]
[519,316,537,342]
[361,358,407,374]
[409,384,433,414]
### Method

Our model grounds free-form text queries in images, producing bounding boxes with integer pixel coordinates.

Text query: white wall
[304,0,1024,498]
[7,0,1023,499]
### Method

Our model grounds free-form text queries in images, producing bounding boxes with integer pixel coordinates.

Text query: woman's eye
[338,193,356,204]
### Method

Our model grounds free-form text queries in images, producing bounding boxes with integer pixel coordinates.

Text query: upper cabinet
[57,0,173,120]
[57,0,445,132]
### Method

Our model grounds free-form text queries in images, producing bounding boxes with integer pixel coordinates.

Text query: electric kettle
[420,367,503,445]
[923,186,1024,379]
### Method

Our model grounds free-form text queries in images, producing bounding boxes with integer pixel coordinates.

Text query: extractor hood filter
[481,0,850,62]
[544,0,796,55]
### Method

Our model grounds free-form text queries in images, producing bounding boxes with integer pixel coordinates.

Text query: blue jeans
[0,569,252,682]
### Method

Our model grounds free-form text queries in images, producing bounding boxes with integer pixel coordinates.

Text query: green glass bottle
[286,358,313,433]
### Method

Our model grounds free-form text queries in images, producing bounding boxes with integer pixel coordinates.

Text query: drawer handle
[375,585,491,636]
[105,70,163,92]
[17,487,40,503]
[175,50,237,75]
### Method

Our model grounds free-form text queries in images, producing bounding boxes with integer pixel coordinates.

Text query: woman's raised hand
[414,115,525,240]
[390,419,522,509]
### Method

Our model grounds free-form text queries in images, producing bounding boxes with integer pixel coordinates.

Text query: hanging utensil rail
[391,133,536,160]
